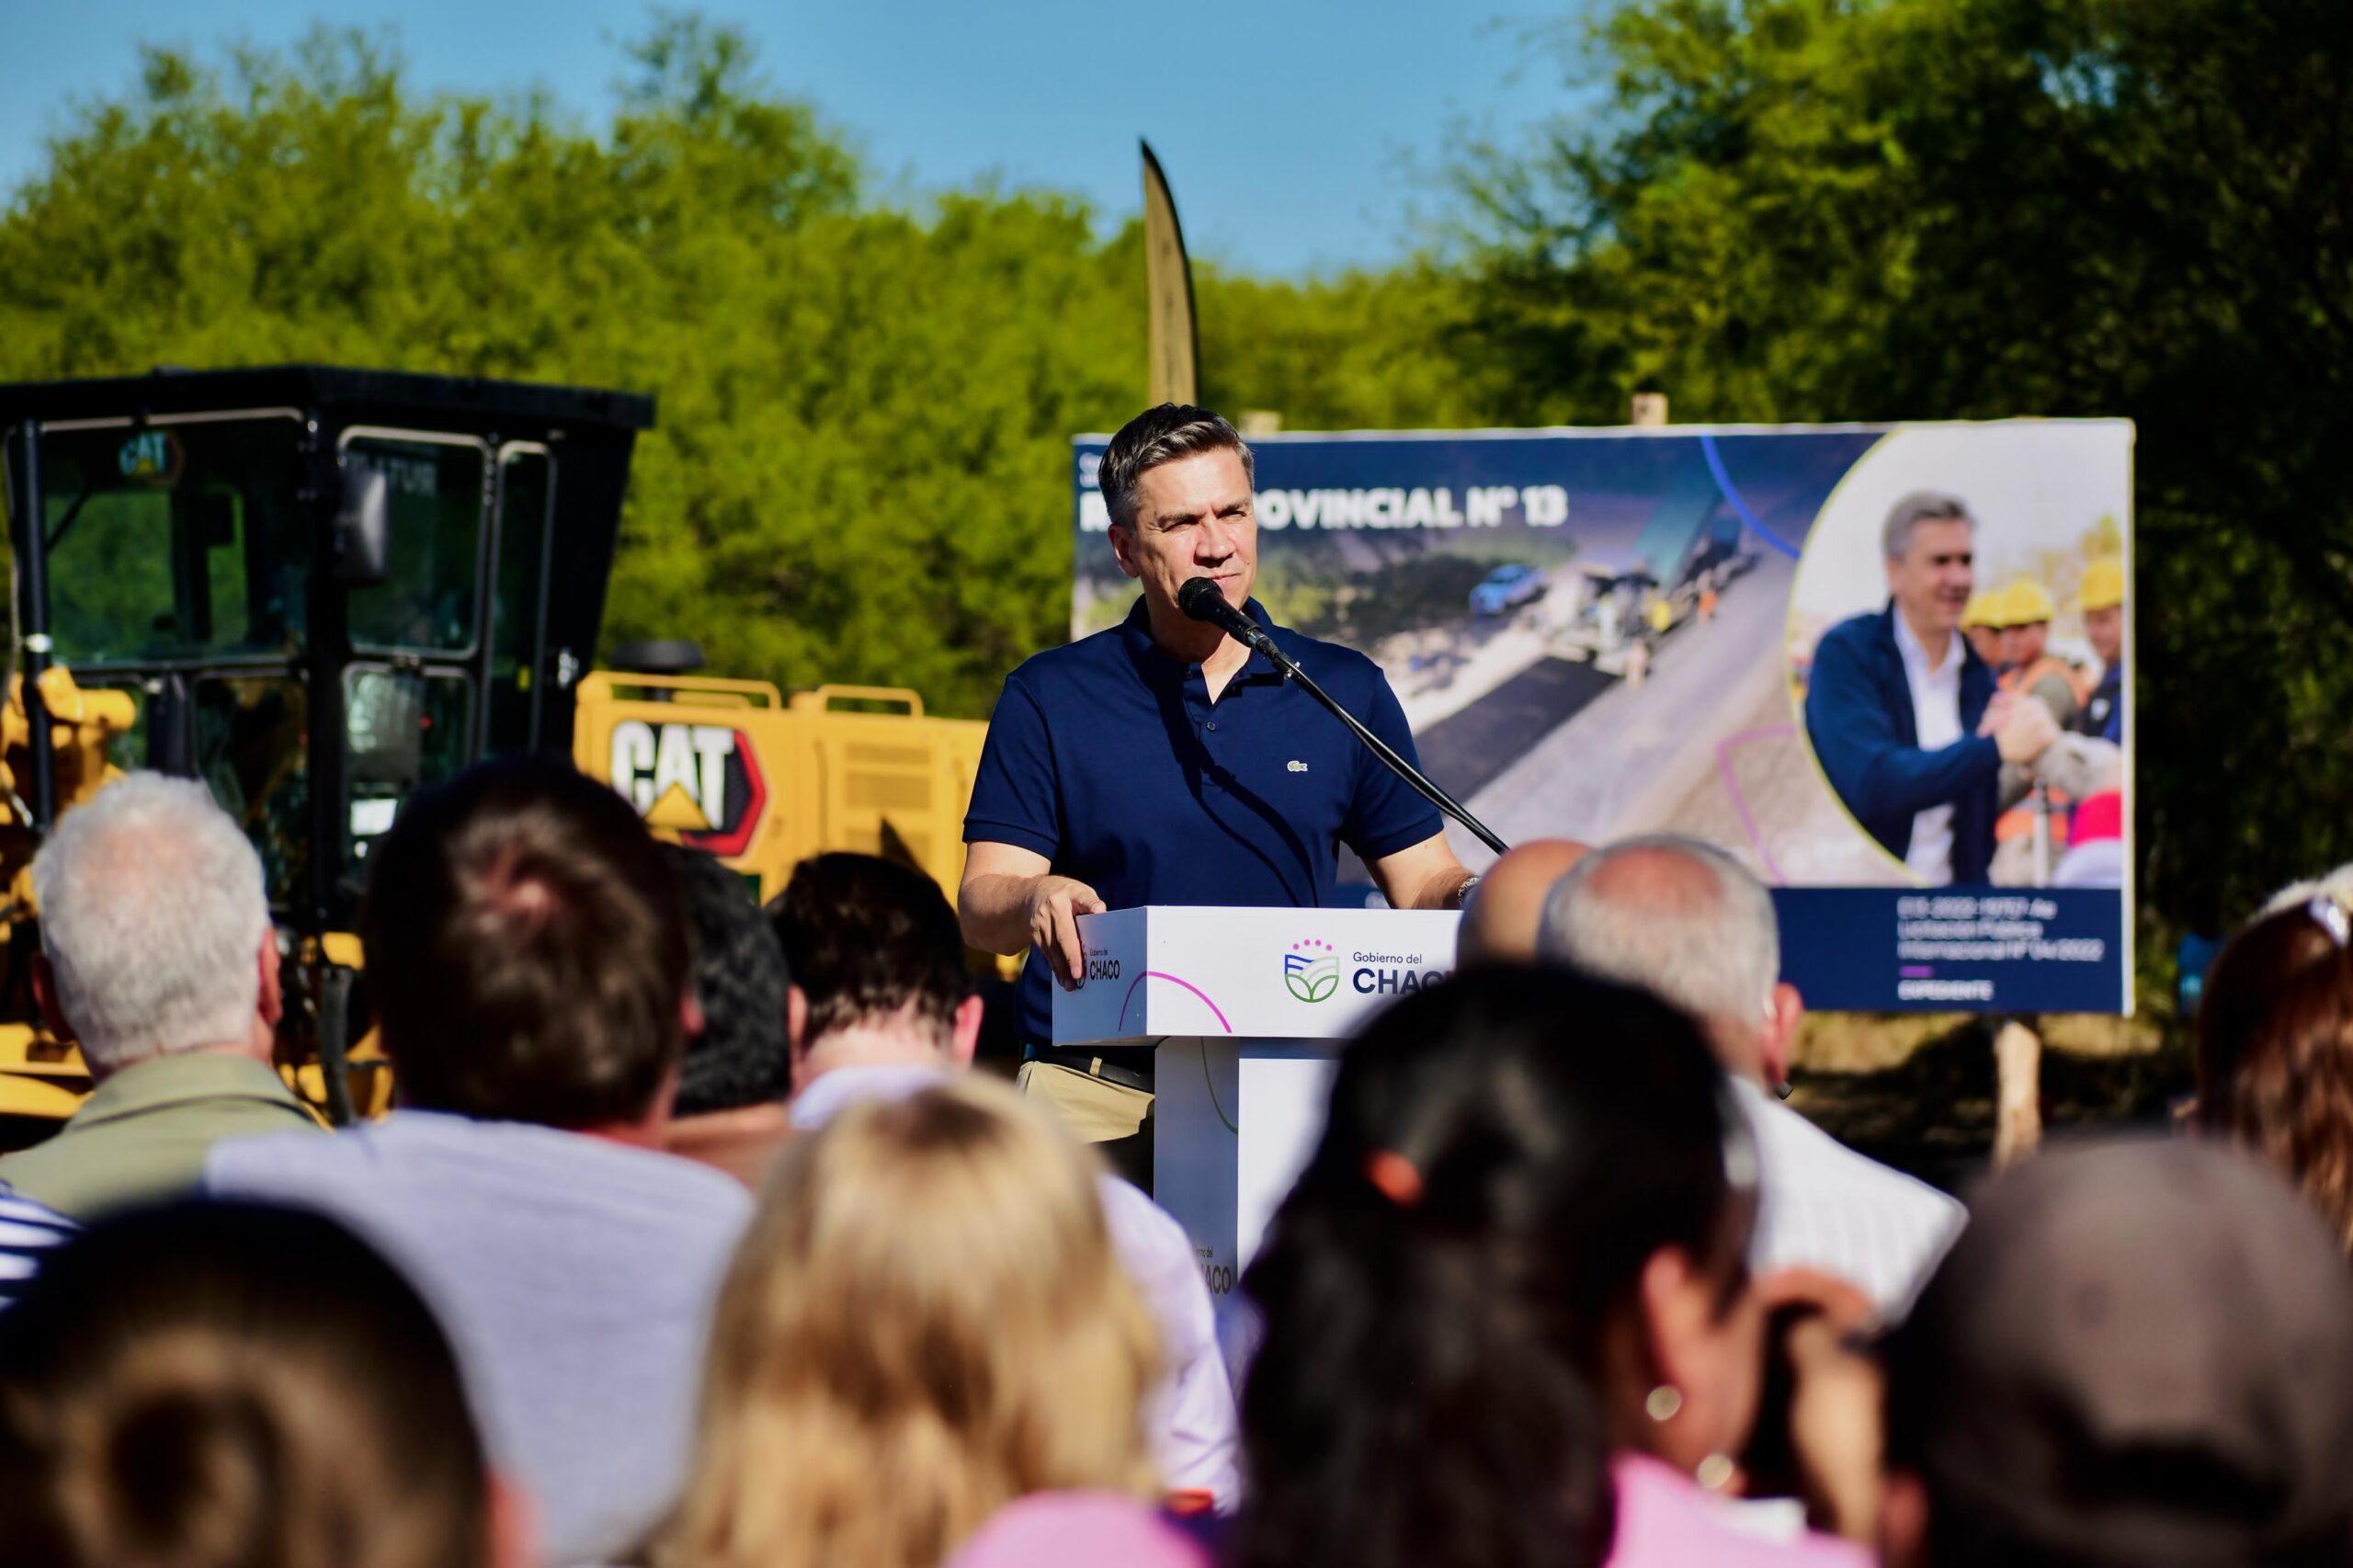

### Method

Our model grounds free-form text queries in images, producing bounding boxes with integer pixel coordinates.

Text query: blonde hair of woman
[661,1074,1161,1568]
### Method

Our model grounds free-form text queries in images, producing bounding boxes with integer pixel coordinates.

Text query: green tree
[1197,263,1497,431]
[1449,0,2353,938]
[0,20,1159,716]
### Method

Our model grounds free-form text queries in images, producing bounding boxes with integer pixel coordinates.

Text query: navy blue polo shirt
[965,597,1444,1044]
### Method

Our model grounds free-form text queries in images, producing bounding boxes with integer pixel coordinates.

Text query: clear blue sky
[0,1,1577,278]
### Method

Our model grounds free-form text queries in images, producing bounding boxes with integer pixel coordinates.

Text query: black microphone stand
[1182,582,1510,857]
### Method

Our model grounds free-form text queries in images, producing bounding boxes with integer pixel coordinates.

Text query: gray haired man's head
[1536,834,1788,1084]
[1882,492,1975,562]
[1097,403,1255,531]
[32,774,271,1073]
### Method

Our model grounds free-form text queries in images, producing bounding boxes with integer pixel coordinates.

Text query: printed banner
[1072,422,2134,1014]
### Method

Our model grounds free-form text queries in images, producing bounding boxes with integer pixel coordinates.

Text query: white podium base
[1056,905,1462,1346]
[1153,1037,1339,1339]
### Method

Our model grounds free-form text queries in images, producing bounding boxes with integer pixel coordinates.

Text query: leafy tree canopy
[1448,0,2352,938]
[0,17,1464,715]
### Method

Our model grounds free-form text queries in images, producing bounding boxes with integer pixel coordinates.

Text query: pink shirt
[1608,1454,1870,1568]
[947,1493,1209,1568]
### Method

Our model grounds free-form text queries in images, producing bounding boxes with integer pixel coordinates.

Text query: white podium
[1055,904,1460,1330]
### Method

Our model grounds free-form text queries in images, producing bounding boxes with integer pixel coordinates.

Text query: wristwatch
[1451,873,1483,912]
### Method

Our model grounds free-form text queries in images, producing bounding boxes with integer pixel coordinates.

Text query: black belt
[1023,1045,1153,1095]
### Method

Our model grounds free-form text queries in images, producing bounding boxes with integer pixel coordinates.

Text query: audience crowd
[3,759,2351,1568]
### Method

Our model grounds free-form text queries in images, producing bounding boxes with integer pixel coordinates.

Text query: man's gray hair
[1098,403,1255,530]
[1536,833,1779,1032]
[32,774,270,1071]
[1882,491,1975,563]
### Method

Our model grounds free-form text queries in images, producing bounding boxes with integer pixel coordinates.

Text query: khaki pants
[1017,1061,1154,1191]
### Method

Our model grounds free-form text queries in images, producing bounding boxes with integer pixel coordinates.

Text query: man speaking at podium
[960,404,1478,1176]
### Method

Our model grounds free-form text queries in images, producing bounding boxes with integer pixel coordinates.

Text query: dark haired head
[361,755,688,1129]
[664,846,792,1118]
[1233,966,1756,1568]
[770,853,969,1046]
[1097,404,1254,532]
[1884,1141,2353,1568]
[2196,898,2353,1253]
[0,1201,494,1568]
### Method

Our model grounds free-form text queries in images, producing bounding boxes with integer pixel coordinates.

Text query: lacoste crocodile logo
[1287,760,1309,773]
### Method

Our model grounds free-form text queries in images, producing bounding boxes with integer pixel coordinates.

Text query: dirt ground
[1788,1009,2188,1196]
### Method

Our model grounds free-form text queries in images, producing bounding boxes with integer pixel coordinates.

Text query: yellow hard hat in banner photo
[2081,554,2125,611]
[2004,577,2056,626]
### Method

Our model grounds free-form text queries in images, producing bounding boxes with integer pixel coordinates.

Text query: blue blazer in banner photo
[1803,602,2002,885]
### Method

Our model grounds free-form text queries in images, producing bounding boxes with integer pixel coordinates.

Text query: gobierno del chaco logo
[1283,937,1340,1003]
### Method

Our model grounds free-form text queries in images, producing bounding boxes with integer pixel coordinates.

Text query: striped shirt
[0,1185,76,1307]
[1734,1078,1966,1319]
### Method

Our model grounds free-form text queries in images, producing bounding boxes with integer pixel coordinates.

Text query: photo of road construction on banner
[1072,417,2132,1014]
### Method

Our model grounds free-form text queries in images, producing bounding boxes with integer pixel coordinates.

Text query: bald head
[1536,835,1791,1085]
[1457,839,1591,967]
[1574,842,1724,923]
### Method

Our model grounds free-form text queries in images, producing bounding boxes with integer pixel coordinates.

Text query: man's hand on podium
[956,844,1107,990]
[1027,875,1108,991]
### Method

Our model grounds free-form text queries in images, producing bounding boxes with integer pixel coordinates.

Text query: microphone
[1176,576,1272,653]
[1171,577,1508,856]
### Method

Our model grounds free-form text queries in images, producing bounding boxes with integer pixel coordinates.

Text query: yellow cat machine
[572,648,988,908]
[0,368,1002,1143]
[0,365,655,1136]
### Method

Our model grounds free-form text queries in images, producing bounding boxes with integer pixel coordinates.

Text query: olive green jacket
[0,1051,323,1221]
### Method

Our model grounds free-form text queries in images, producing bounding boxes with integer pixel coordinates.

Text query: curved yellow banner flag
[1142,141,1199,407]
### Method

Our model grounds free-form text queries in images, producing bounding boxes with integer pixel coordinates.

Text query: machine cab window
[38,415,303,667]
[341,431,489,655]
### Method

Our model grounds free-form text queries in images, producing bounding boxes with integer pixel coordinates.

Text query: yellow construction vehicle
[0,367,990,1141]
[0,667,142,1122]
[573,655,984,906]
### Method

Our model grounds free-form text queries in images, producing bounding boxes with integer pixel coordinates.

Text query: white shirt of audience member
[203,1113,753,1567]
[1734,1077,1965,1319]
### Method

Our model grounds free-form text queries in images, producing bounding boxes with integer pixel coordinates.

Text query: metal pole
[7,422,57,833]
[298,414,345,937]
